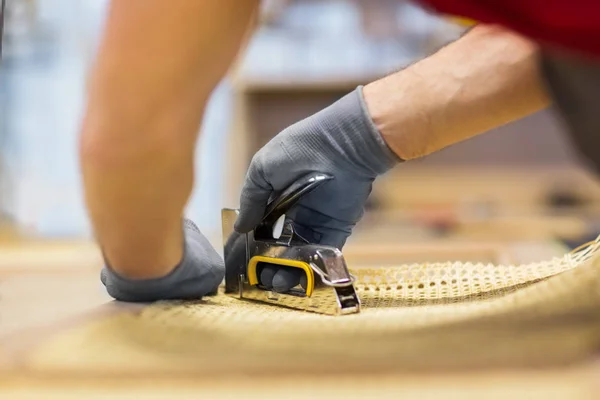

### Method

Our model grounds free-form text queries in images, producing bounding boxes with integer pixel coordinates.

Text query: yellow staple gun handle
[248,255,315,297]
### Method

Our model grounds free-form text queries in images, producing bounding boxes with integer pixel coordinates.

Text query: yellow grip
[248,256,315,297]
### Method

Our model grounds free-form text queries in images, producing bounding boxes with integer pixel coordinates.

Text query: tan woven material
[26,238,600,375]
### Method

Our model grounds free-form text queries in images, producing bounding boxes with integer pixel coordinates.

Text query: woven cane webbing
[26,238,600,374]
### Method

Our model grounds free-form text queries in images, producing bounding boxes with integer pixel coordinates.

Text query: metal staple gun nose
[221,172,361,315]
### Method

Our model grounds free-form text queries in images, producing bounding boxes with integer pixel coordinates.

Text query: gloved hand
[234,86,401,292]
[101,219,225,302]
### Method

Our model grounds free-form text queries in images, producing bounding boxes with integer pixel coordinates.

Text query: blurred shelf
[343,238,568,267]
[371,165,600,212]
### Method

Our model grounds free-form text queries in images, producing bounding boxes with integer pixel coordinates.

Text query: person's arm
[80,0,259,279]
[235,24,555,292]
[363,24,551,160]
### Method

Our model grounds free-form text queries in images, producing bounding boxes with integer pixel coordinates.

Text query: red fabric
[419,0,600,59]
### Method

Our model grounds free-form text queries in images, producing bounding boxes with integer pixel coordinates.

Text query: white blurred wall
[1,0,233,241]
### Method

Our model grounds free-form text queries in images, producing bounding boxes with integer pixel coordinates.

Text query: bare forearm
[80,0,258,277]
[363,24,551,160]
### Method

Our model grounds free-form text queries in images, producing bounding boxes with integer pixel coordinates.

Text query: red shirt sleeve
[419,0,600,59]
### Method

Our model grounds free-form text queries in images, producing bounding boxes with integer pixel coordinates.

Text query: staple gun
[221,172,361,315]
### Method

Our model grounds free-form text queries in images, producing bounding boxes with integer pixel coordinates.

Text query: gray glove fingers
[234,169,272,233]
[259,265,278,289]
[101,219,225,302]
[271,267,303,293]
[289,204,353,249]
[185,222,225,296]
[292,221,350,249]
[283,179,370,248]
[300,273,308,290]
[315,231,349,250]
[287,178,371,225]
[258,264,303,293]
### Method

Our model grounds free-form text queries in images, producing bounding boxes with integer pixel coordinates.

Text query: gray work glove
[234,86,401,292]
[101,219,225,302]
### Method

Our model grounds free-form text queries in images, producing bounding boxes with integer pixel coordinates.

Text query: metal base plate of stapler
[222,173,361,316]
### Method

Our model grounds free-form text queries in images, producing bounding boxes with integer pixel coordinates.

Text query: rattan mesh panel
[26,239,600,374]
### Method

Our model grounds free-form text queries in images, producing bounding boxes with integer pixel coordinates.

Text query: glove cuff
[319,86,403,177]
[354,85,404,174]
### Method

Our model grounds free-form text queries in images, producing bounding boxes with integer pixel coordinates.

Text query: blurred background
[1,0,600,259]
